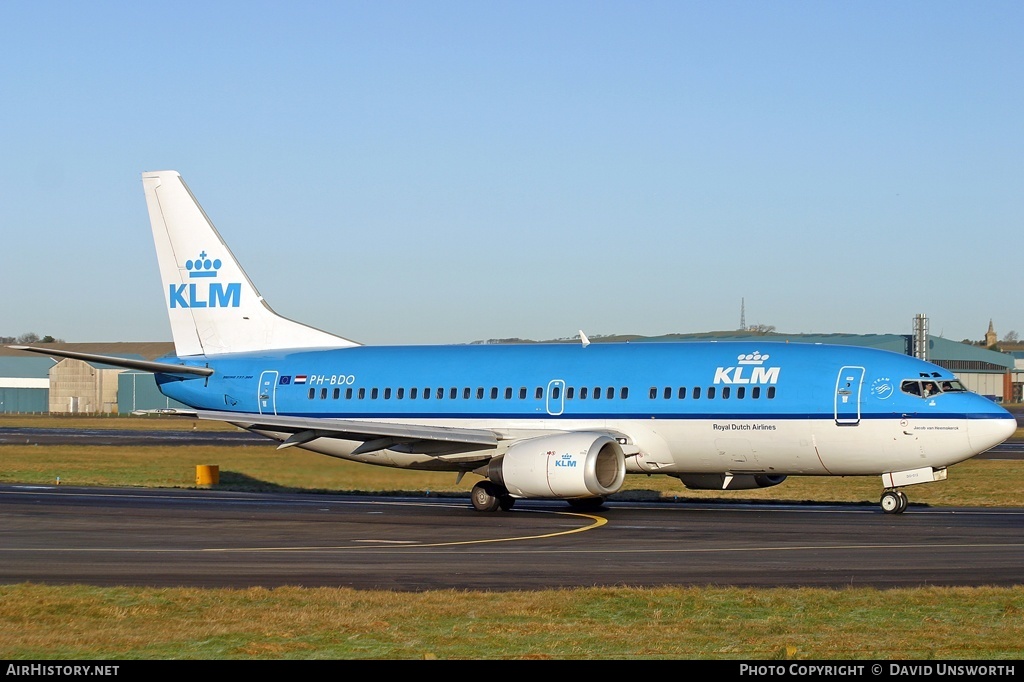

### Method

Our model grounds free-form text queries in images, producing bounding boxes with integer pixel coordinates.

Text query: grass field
[1,414,1022,660]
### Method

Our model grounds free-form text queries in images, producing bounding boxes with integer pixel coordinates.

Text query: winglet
[579,330,591,348]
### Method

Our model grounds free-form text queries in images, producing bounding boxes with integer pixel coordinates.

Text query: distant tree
[1002,330,1019,344]
[40,335,58,343]
[0,336,14,344]
[747,324,776,335]
[15,332,39,344]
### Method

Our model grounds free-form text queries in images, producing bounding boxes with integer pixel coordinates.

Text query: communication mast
[912,313,929,360]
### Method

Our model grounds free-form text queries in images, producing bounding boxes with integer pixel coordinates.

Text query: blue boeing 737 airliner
[13,171,1017,514]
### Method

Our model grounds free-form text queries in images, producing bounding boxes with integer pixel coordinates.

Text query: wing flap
[196,410,499,449]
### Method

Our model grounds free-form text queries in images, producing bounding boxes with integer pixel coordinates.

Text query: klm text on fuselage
[713,366,780,384]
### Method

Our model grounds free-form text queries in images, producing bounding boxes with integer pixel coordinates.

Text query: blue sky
[1,1,1020,346]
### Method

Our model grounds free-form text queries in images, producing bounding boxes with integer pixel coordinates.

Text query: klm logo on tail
[168,250,241,309]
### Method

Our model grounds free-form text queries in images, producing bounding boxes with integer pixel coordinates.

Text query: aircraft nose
[968,405,1019,454]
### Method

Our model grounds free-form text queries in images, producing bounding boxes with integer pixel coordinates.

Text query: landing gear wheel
[880,490,904,514]
[567,496,606,511]
[896,490,908,514]
[471,482,501,512]
[471,482,513,512]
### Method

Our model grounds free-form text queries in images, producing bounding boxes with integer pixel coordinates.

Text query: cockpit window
[901,378,967,397]
[902,380,922,396]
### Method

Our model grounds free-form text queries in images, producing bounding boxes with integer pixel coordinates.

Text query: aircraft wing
[196,409,501,460]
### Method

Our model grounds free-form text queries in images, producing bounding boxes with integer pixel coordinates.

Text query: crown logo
[737,351,769,365]
[185,251,222,278]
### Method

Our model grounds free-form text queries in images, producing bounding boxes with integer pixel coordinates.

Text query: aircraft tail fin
[142,171,359,357]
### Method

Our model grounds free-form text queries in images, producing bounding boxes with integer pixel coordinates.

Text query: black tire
[498,495,516,511]
[880,491,901,514]
[471,482,502,512]
[567,496,606,511]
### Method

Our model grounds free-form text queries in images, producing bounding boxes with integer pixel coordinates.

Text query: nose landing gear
[880,489,908,514]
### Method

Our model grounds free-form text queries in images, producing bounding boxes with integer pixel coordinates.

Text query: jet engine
[483,432,626,499]
[674,473,787,491]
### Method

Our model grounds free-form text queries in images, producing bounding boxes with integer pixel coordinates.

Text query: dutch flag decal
[295,375,307,384]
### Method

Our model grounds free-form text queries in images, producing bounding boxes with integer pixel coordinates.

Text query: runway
[2,484,1022,591]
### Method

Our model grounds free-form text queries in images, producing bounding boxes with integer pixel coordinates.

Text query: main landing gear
[471,481,516,512]
[469,482,607,512]
[880,489,908,514]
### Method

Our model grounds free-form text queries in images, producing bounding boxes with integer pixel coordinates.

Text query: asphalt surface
[1,484,1022,590]
[1,418,1021,590]
[0,427,271,446]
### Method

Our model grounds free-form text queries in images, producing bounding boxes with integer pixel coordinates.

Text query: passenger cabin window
[677,387,686,399]
[535,387,543,399]
[320,388,327,400]
[566,387,575,399]
[693,387,701,399]
[333,388,340,399]
[397,388,405,399]
[707,387,716,399]
[620,387,628,399]
[357,388,366,399]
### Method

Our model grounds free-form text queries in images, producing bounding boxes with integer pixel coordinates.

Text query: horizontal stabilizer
[9,346,213,377]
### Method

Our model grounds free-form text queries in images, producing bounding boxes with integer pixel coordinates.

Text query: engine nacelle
[485,432,626,499]
[675,473,788,491]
